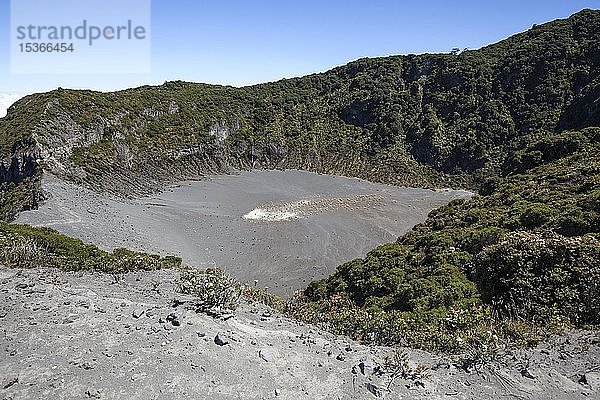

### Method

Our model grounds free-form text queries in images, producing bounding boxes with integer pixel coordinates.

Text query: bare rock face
[0,266,598,400]
[0,139,43,221]
[0,151,39,184]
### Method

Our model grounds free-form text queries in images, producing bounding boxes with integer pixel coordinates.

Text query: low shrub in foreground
[284,292,552,355]
[472,231,600,325]
[178,268,241,312]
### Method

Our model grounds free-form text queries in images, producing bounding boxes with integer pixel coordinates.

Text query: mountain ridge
[1,9,598,214]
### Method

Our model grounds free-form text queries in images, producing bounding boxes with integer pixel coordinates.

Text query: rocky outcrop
[0,140,40,184]
[0,139,43,221]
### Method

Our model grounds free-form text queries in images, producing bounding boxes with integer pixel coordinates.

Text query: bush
[519,202,556,228]
[472,231,600,325]
[178,268,241,312]
[306,242,478,314]
[0,233,48,269]
[0,223,181,273]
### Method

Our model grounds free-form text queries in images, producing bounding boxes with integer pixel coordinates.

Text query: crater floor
[16,170,470,296]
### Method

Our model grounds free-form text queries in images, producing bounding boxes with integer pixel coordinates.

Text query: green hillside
[295,127,599,352]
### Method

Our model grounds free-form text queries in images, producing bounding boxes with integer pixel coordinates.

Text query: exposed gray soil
[15,170,470,296]
[1,266,598,400]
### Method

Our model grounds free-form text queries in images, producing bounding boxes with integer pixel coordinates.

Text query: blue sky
[0,0,598,104]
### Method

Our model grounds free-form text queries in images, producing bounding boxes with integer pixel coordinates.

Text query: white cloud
[0,94,25,118]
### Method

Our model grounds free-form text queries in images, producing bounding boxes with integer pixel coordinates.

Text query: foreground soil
[1,267,598,399]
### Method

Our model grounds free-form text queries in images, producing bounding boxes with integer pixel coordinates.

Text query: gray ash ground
[1,267,599,399]
[15,170,470,296]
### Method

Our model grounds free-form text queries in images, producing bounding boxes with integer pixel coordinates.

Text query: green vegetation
[0,175,42,221]
[179,268,242,312]
[0,10,598,355]
[2,10,599,197]
[291,128,599,352]
[0,222,182,273]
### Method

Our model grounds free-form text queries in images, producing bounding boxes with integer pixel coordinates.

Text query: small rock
[62,315,78,324]
[132,309,145,319]
[70,359,97,370]
[581,372,600,389]
[166,312,181,326]
[520,368,535,379]
[2,376,18,389]
[172,298,186,307]
[221,313,235,321]
[259,348,274,362]
[85,389,101,399]
[366,382,383,398]
[274,388,280,397]
[358,360,379,376]
[336,353,346,362]
[214,332,230,346]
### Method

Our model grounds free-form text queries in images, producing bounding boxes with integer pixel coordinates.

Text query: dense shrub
[0,234,47,269]
[306,242,478,314]
[472,231,600,325]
